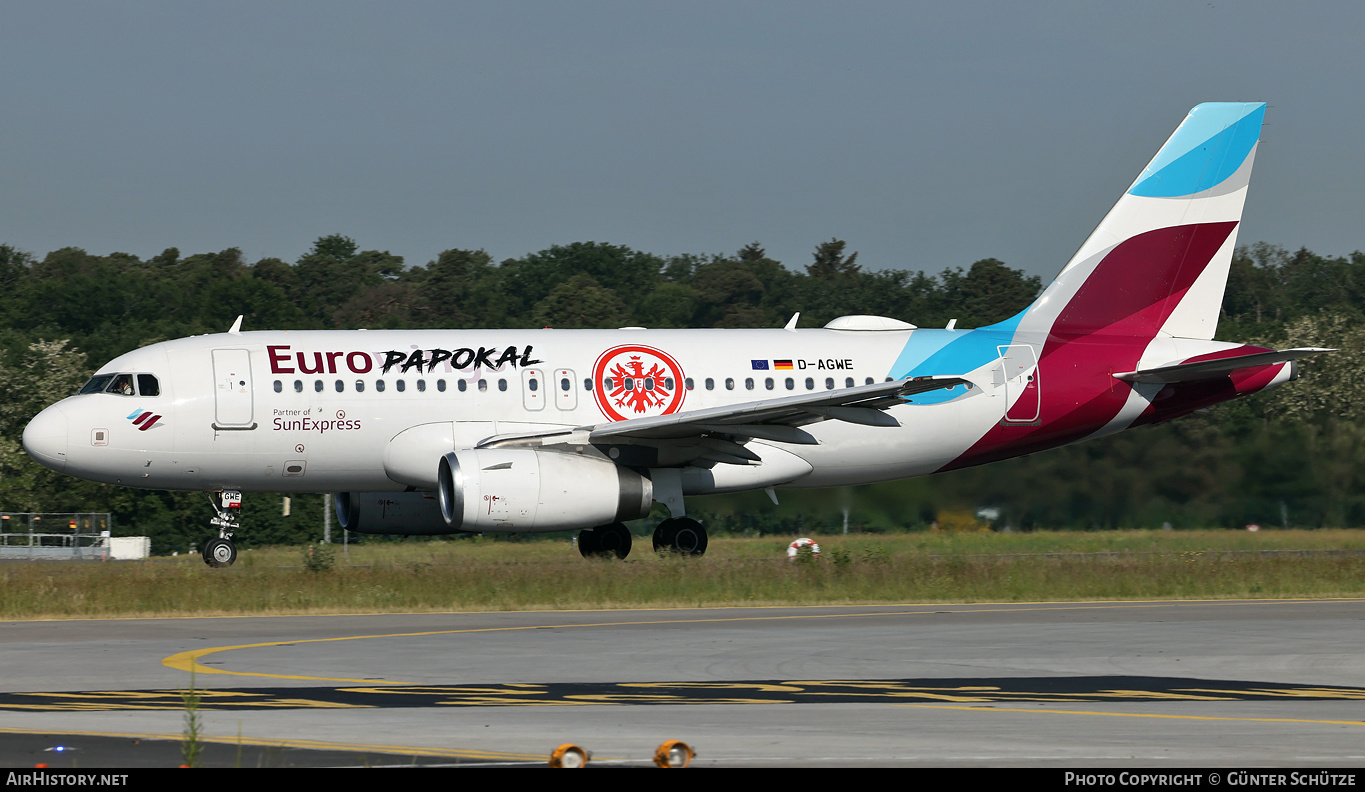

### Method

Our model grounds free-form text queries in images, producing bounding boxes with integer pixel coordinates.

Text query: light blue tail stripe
[1129,102,1264,198]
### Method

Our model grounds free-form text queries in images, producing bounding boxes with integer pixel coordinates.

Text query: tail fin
[1015,102,1266,341]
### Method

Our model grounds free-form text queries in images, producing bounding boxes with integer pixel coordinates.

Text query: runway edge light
[654,740,695,768]
[549,743,589,768]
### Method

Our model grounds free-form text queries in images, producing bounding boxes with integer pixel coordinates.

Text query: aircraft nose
[23,404,69,472]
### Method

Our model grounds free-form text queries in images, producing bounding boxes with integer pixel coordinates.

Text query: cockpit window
[79,373,159,396]
[105,374,135,396]
[79,374,115,394]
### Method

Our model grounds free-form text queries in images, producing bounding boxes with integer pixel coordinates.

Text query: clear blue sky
[3,1,1362,282]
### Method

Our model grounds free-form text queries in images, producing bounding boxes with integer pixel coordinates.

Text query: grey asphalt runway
[1,599,1363,767]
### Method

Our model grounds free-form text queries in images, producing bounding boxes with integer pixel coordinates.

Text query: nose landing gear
[203,490,242,568]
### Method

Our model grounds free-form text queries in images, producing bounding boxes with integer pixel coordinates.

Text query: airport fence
[0,512,115,560]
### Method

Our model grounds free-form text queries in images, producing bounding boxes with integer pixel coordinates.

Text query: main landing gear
[202,490,241,568]
[577,518,711,560]
[653,518,708,556]
[578,522,633,560]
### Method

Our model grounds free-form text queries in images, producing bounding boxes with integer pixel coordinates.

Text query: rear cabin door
[212,349,256,428]
[997,345,1040,423]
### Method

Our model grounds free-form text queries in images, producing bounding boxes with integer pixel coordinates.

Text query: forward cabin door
[997,345,1040,423]
[212,349,256,429]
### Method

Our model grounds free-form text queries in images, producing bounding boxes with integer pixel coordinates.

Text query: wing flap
[586,375,969,442]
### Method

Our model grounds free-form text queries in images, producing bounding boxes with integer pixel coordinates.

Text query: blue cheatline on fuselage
[888,310,1027,405]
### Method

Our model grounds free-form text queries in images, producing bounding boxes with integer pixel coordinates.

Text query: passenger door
[212,349,256,428]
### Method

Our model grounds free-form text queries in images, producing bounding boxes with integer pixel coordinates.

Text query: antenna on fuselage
[784,312,800,331]
[228,315,243,334]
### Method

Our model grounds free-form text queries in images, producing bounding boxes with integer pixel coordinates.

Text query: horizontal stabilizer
[1114,348,1333,385]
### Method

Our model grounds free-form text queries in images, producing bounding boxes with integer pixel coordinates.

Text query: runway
[2,599,1363,767]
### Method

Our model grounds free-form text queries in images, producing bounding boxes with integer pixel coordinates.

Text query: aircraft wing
[477,375,969,466]
[1114,348,1332,385]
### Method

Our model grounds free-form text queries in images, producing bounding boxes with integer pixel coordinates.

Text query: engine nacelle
[334,490,455,535]
[438,449,652,532]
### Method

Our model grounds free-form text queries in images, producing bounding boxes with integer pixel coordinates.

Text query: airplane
[22,102,1330,567]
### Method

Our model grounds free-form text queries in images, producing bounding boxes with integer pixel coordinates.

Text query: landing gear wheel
[203,537,237,568]
[578,523,632,560]
[653,518,708,556]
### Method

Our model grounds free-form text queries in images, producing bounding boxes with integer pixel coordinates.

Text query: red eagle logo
[592,345,687,421]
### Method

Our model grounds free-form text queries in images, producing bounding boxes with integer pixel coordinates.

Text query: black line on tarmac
[4,676,1365,711]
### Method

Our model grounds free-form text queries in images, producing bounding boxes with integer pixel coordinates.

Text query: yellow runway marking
[896,703,1365,727]
[160,598,1365,683]
[0,726,545,761]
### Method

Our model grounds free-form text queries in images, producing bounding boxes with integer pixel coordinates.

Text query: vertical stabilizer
[1017,102,1265,341]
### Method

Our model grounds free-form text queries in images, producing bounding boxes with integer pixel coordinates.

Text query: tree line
[0,236,1360,551]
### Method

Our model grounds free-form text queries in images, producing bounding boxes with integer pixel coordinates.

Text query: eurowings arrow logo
[126,409,162,431]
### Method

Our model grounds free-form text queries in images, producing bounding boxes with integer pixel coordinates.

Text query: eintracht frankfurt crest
[592,345,687,421]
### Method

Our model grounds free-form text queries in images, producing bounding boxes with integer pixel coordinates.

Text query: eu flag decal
[751,360,769,370]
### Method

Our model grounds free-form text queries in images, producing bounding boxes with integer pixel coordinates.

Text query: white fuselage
[25,326,1050,495]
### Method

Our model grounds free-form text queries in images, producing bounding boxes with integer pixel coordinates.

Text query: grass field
[1,529,1362,619]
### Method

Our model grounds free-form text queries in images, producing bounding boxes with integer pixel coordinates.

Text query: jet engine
[438,448,652,532]
[333,490,453,535]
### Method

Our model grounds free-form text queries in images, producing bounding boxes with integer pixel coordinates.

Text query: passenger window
[806,377,815,390]
[137,374,160,396]
[273,380,282,393]
[315,380,324,392]
[294,380,303,392]
[725,378,734,390]
[845,377,854,388]
[528,378,539,392]
[355,380,365,392]
[604,378,615,391]
[477,380,487,392]
[456,380,465,392]
[560,378,571,392]
[684,377,693,390]
[417,380,426,392]
[397,380,406,392]
[335,380,344,392]
[765,378,774,390]
[665,377,675,391]
[438,379,448,392]
[498,379,507,392]
[584,378,592,391]
[785,378,795,390]
[375,380,385,392]
[865,377,874,385]
[644,377,654,391]
[705,378,714,390]
[825,377,834,390]
[745,378,754,390]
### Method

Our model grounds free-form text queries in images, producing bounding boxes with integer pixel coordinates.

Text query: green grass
[1,529,1362,619]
